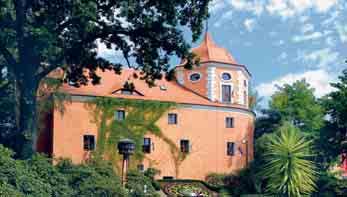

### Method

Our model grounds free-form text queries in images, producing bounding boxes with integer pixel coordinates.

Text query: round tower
[175,33,251,108]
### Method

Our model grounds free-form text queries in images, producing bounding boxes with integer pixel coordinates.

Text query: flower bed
[161,181,215,197]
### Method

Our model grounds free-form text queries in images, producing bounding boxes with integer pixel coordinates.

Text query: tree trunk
[16,79,39,158]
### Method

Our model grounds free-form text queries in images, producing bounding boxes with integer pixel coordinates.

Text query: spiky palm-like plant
[262,122,317,197]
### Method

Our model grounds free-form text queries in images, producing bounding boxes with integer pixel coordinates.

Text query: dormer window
[189,73,201,82]
[121,89,133,95]
[221,73,232,81]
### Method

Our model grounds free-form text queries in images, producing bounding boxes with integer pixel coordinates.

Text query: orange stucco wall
[176,64,209,98]
[51,99,254,180]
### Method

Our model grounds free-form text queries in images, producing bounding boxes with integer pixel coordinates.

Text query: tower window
[221,84,232,103]
[221,73,232,81]
[115,110,125,121]
[244,80,247,87]
[168,113,177,124]
[189,73,201,82]
[143,138,152,153]
[83,135,95,151]
[244,91,248,105]
[227,142,235,156]
[226,117,234,128]
[180,140,190,153]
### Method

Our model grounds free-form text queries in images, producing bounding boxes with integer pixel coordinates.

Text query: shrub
[205,173,227,188]
[126,170,159,196]
[144,168,161,191]
[0,145,126,197]
[56,159,126,197]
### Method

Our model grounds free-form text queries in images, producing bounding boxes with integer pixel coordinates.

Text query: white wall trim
[67,94,255,118]
[206,67,216,101]
[205,62,251,79]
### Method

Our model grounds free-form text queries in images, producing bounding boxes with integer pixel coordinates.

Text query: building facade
[40,33,255,180]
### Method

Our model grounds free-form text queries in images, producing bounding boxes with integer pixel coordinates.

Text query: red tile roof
[59,69,249,109]
[192,33,238,65]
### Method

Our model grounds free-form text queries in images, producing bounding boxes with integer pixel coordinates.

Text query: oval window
[189,73,201,82]
[222,73,232,81]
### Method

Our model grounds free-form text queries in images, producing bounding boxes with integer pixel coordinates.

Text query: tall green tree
[261,122,317,197]
[321,69,347,162]
[256,80,324,139]
[0,0,211,157]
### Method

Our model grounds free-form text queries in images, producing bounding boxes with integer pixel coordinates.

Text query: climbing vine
[87,97,186,176]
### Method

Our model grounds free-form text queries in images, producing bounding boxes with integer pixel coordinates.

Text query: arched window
[189,73,201,82]
[221,72,232,81]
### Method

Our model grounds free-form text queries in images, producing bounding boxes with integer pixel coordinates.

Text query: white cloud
[274,39,285,46]
[221,10,233,19]
[278,52,288,60]
[297,48,339,68]
[265,0,339,19]
[315,0,338,12]
[209,0,226,13]
[301,23,314,33]
[322,10,340,26]
[244,18,256,32]
[256,69,336,99]
[96,39,124,63]
[335,22,347,43]
[292,30,333,43]
[229,0,264,16]
[292,32,323,42]
[325,37,337,47]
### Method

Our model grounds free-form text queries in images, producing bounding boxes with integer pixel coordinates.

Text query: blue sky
[205,0,347,101]
[98,0,347,103]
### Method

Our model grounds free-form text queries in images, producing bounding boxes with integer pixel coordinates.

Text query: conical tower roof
[191,33,238,65]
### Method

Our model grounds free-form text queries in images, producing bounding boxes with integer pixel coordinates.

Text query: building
[39,33,255,180]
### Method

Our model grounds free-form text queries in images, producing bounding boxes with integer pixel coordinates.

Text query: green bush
[0,145,127,197]
[144,168,161,191]
[56,159,126,197]
[126,170,159,196]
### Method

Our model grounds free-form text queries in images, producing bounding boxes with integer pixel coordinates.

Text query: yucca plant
[261,122,317,197]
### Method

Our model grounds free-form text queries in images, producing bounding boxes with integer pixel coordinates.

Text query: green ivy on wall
[87,97,186,176]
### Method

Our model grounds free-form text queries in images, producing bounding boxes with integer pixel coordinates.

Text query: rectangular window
[226,117,234,128]
[244,80,247,87]
[83,135,95,151]
[227,142,235,156]
[221,84,232,103]
[168,113,177,124]
[244,91,248,106]
[143,138,152,153]
[115,110,125,121]
[180,139,190,153]
[163,176,174,180]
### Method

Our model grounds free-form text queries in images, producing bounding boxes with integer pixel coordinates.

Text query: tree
[0,0,211,157]
[257,80,324,139]
[322,69,347,155]
[261,122,317,197]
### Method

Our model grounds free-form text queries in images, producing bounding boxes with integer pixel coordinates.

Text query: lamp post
[117,138,135,186]
[242,139,249,166]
